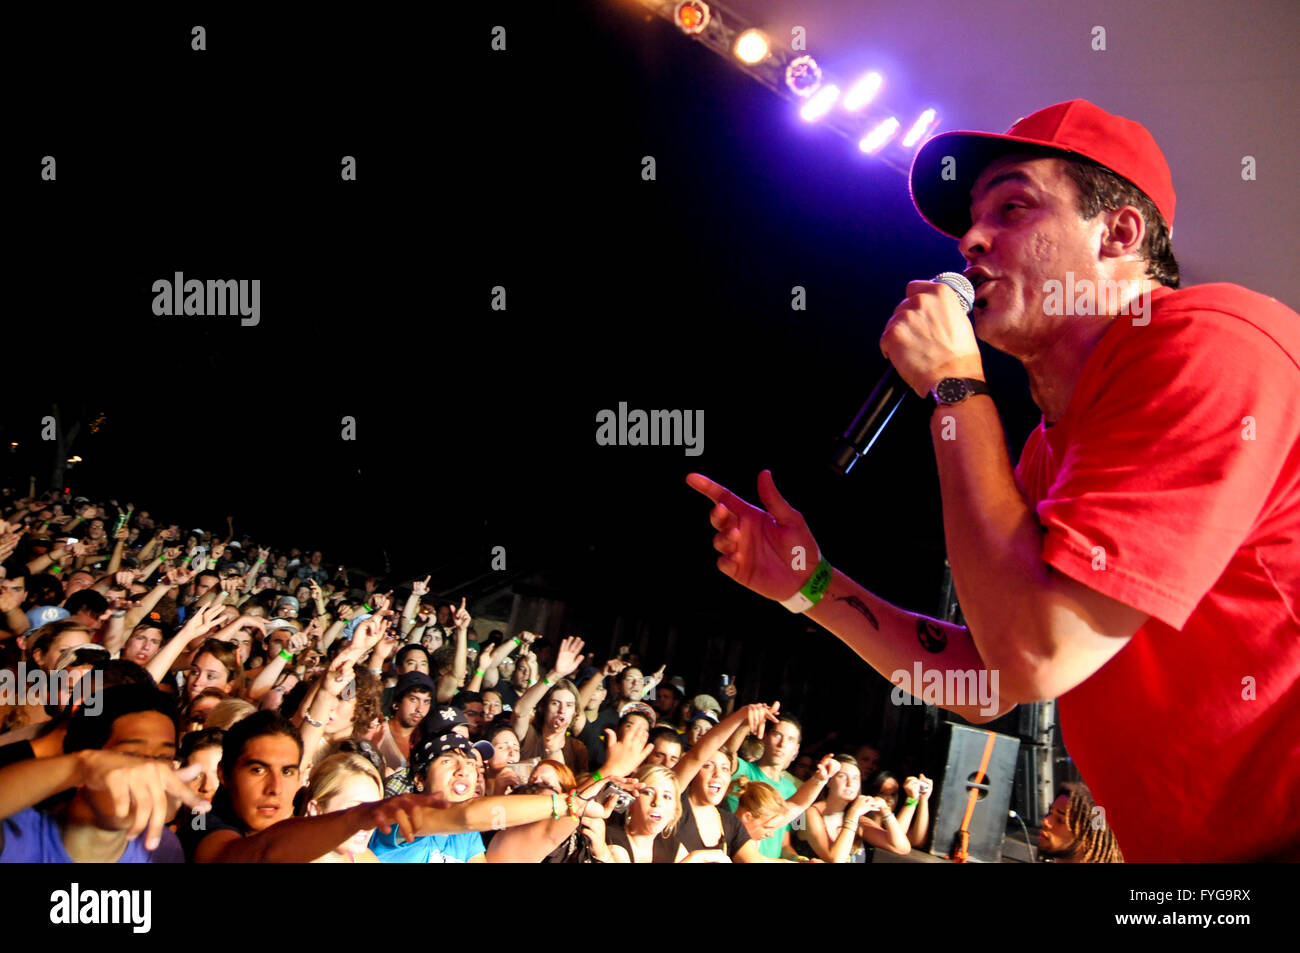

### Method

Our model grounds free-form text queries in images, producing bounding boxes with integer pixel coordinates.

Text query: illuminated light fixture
[673,1,710,34]
[67,455,83,464]
[901,109,939,148]
[858,117,900,154]
[800,84,840,122]
[784,55,822,98]
[734,29,769,64]
[843,71,883,112]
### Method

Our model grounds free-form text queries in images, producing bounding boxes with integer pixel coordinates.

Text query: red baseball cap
[909,99,1176,240]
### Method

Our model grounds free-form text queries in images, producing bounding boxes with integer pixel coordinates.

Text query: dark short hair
[650,725,683,747]
[452,691,483,709]
[395,644,432,669]
[509,782,554,797]
[65,589,108,617]
[1060,155,1179,288]
[773,714,802,742]
[220,711,303,780]
[488,723,518,744]
[1009,145,1180,288]
[618,712,653,733]
[178,728,226,763]
[64,685,177,753]
[25,573,64,607]
[102,659,157,689]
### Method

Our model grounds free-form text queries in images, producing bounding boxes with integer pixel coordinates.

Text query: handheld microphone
[829,272,975,475]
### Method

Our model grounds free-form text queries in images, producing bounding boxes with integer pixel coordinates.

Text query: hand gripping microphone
[829,272,975,475]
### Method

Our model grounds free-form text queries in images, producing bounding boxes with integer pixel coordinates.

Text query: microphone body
[829,272,975,475]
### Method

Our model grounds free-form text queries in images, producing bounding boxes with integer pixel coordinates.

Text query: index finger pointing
[685,473,731,505]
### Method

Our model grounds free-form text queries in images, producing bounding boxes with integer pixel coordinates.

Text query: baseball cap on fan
[27,606,70,629]
[908,99,1177,240]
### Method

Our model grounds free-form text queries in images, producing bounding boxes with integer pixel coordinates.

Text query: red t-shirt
[1014,282,1300,862]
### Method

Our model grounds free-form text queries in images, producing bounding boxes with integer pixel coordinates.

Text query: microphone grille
[932,271,975,314]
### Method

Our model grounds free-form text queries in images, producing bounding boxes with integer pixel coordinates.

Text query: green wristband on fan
[779,555,832,613]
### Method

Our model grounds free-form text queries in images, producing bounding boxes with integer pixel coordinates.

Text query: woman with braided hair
[1038,782,1124,863]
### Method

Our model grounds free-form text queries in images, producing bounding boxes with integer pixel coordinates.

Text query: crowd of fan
[0,490,1121,863]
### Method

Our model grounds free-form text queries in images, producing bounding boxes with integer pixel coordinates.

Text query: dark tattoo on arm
[916,618,947,653]
[835,595,879,630]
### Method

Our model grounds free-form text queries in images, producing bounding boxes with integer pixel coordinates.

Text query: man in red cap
[688,100,1300,862]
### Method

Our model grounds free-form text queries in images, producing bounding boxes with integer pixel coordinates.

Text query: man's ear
[1099,205,1146,260]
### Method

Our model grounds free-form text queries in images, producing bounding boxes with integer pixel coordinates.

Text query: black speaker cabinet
[931,724,1021,863]
[1013,742,1056,829]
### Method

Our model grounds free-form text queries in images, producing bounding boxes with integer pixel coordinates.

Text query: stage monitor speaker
[931,724,1020,863]
[1018,700,1056,745]
[1013,742,1056,829]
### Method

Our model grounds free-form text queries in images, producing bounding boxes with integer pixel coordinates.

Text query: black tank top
[604,814,682,863]
[677,801,750,858]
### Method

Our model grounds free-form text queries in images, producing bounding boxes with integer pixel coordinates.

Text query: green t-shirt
[725,759,798,858]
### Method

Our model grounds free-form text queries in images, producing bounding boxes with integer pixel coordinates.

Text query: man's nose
[957,220,991,263]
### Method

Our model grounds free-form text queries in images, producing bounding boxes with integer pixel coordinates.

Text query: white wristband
[779,590,815,613]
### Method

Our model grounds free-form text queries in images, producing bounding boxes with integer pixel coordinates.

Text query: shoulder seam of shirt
[1151,297,1300,373]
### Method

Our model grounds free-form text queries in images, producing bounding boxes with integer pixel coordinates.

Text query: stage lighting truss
[625,0,941,174]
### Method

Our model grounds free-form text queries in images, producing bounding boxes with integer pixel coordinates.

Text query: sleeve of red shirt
[1034,300,1300,630]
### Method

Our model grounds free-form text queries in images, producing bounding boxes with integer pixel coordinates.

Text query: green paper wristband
[905,796,919,807]
[592,770,603,782]
[779,556,832,613]
[475,669,486,678]
[279,649,294,662]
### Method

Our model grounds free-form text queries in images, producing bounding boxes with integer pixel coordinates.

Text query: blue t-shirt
[1,808,185,863]
[369,826,483,864]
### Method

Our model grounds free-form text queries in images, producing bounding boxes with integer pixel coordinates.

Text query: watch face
[935,378,968,403]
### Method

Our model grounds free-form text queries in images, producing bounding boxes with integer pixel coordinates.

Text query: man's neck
[1022,315,1115,425]
[1022,275,1155,425]
[542,727,566,748]
[757,761,784,782]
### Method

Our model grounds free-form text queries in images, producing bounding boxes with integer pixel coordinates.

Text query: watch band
[930,377,991,414]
